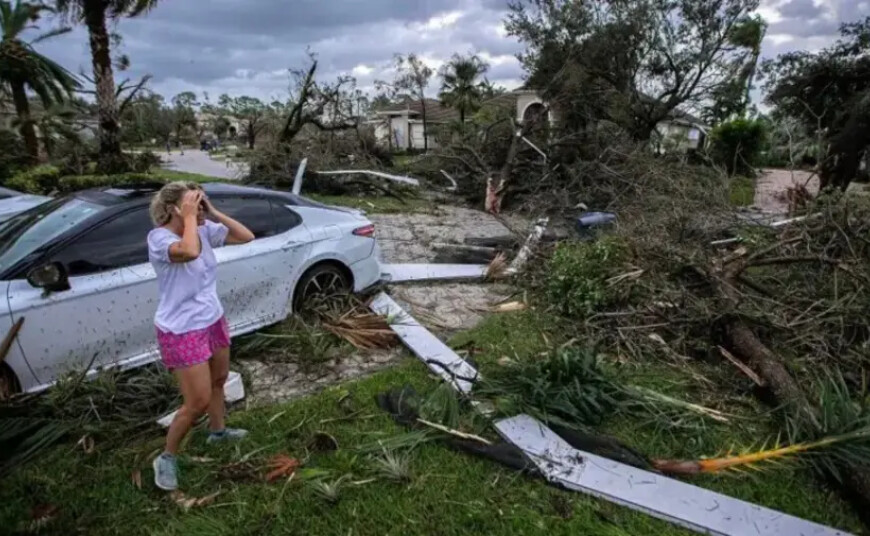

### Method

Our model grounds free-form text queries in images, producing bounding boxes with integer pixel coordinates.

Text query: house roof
[375,98,460,123]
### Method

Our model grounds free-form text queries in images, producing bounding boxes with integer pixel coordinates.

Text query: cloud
[21,0,867,105]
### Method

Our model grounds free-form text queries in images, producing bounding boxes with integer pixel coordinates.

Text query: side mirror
[27,262,70,292]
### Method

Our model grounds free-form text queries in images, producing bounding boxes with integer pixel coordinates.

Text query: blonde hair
[149,181,202,226]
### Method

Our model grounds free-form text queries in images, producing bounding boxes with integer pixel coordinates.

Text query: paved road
[161,149,249,180]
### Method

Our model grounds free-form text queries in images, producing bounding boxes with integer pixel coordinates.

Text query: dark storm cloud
[776,0,825,19]
[29,0,526,98]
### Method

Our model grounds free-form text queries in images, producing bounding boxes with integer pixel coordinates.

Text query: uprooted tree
[763,16,870,190]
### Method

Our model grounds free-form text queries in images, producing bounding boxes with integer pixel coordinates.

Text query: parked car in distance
[0,182,382,394]
[0,187,51,223]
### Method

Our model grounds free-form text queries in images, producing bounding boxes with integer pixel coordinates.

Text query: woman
[147,182,255,491]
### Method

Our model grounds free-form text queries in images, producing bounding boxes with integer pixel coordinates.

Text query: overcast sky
[28,0,870,104]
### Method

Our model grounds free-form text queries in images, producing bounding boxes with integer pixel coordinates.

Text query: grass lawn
[152,169,230,184]
[729,176,756,206]
[0,310,860,535]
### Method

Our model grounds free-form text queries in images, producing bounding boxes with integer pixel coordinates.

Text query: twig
[718,346,764,386]
[415,418,492,445]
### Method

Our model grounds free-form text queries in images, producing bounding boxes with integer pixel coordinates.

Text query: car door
[207,195,313,333]
[7,207,158,386]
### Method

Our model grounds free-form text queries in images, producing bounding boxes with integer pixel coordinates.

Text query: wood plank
[380,264,488,283]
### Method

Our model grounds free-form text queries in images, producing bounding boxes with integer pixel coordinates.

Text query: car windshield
[0,197,106,274]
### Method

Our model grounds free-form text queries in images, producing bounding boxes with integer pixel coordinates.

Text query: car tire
[293,263,351,313]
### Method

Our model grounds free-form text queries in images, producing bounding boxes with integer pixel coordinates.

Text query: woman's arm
[204,198,255,245]
[168,191,203,262]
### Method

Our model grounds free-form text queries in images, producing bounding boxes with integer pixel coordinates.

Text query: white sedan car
[0,187,51,223]
[0,182,382,394]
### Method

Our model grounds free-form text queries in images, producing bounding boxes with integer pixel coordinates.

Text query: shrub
[710,118,768,176]
[545,237,630,318]
[6,165,62,194]
[56,173,165,193]
[131,151,162,173]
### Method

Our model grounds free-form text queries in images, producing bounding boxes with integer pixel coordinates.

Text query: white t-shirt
[147,220,229,335]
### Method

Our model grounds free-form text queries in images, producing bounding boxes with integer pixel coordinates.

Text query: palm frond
[29,25,71,44]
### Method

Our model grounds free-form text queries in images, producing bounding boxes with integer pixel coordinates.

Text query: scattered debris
[291,158,308,195]
[131,470,142,489]
[506,219,549,276]
[307,431,339,452]
[490,301,527,313]
[0,317,24,365]
[315,170,420,187]
[27,504,59,532]
[439,170,458,191]
[321,307,397,350]
[718,346,765,386]
[485,253,509,280]
[170,490,222,511]
[496,414,848,536]
[265,454,301,483]
[371,450,413,483]
[381,263,489,283]
[76,434,95,454]
[307,475,350,504]
[370,293,479,393]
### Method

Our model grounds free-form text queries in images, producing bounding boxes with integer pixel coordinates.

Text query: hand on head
[175,190,203,221]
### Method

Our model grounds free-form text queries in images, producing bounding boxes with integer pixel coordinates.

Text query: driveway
[161,149,249,180]
[754,169,819,214]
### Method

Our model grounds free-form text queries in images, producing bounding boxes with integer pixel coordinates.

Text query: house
[372,90,708,153]
[372,98,459,150]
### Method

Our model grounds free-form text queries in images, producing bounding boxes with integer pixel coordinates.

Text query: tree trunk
[84,1,122,162]
[10,81,39,163]
[247,123,255,150]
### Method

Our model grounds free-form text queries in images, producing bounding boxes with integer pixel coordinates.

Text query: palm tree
[54,0,157,168]
[0,1,78,162]
[438,54,489,124]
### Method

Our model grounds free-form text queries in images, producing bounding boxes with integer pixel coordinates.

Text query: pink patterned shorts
[156,316,231,370]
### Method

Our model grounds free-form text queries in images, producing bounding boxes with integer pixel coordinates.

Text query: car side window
[210,196,274,239]
[271,201,302,234]
[50,207,153,276]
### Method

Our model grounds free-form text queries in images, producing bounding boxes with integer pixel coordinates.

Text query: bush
[131,151,162,173]
[57,173,164,193]
[710,118,767,176]
[6,165,62,194]
[545,237,630,318]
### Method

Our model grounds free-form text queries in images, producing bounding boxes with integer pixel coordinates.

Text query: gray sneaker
[207,428,249,444]
[152,453,178,491]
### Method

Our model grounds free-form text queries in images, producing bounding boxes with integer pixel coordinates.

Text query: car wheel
[293,263,351,312]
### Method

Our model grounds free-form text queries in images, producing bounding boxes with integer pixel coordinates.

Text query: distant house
[372,99,459,150]
[372,90,708,153]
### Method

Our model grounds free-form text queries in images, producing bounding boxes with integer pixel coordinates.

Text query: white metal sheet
[369,292,478,393]
[316,170,420,186]
[381,263,488,283]
[495,414,850,536]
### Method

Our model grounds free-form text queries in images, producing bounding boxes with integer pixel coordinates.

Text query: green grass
[454,310,861,533]
[0,309,861,535]
[153,169,229,184]
[0,360,688,536]
[308,194,432,214]
[729,176,756,206]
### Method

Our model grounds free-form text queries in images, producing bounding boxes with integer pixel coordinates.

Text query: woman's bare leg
[166,362,212,455]
[207,346,230,432]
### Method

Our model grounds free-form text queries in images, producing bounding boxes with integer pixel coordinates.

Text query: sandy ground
[754,169,819,214]
[238,206,524,407]
[162,149,249,180]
